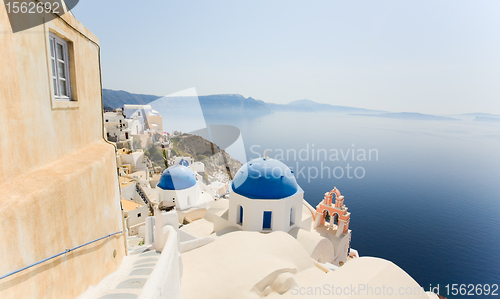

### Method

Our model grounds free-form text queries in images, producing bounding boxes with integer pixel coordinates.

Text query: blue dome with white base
[158,165,196,190]
[231,157,300,200]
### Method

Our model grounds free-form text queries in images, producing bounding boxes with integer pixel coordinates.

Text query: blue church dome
[179,158,189,167]
[231,157,300,200]
[158,165,197,190]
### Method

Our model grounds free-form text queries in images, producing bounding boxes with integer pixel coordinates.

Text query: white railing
[138,225,183,299]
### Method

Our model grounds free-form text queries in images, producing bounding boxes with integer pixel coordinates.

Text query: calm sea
[202,112,500,298]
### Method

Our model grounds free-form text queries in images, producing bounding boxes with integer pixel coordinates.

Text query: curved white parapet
[138,225,183,299]
[288,227,335,264]
[180,236,215,253]
[153,209,180,252]
[302,199,318,219]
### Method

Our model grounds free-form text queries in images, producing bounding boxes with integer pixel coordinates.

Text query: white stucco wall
[288,227,335,263]
[126,205,149,228]
[121,183,136,201]
[128,119,143,135]
[225,191,305,233]
[157,183,200,211]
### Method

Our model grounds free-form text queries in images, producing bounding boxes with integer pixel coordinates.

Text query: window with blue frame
[263,211,272,230]
[237,205,243,225]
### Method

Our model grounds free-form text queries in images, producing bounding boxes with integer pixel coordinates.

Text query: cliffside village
[1,4,441,299]
[103,105,232,246]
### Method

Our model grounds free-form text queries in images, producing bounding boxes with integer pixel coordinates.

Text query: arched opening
[323,210,330,223]
[237,205,243,225]
[263,211,272,230]
[332,213,339,226]
[290,207,294,226]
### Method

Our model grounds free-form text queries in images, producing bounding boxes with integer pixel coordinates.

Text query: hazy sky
[71,0,500,114]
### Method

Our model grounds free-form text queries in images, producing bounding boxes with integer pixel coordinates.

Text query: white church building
[218,157,305,232]
[156,165,213,211]
[209,155,354,266]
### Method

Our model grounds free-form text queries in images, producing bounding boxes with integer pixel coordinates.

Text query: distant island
[102,89,384,116]
[474,116,500,122]
[102,89,500,121]
[351,112,460,121]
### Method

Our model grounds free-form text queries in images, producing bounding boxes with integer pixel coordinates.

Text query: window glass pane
[56,43,64,60]
[263,211,272,229]
[53,79,58,96]
[57,61,65,79]
[51,58,56,77]
[59,80,67,96]
[240,206,243,223]
[50,39,54,58]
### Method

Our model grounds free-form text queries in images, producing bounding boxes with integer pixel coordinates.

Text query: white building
[214,157,304,232]
[171,156,206,174]
[123,104,150,128]
[208,181,229,197]
[209,156,352,266]
[104,109,133,149]
[123,104,165,149]
[193,162,205,174]
[156,165,213,211]
[117,149,151,180]
[121,199,149,236]
[123,104,163,134]
[127,117,144,135]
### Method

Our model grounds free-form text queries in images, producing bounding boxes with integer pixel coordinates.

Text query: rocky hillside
[103,89,160,111]
[169,133,242,183]
[103,89,271,116]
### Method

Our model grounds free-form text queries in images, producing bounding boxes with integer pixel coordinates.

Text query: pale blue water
[203,112,500,298]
